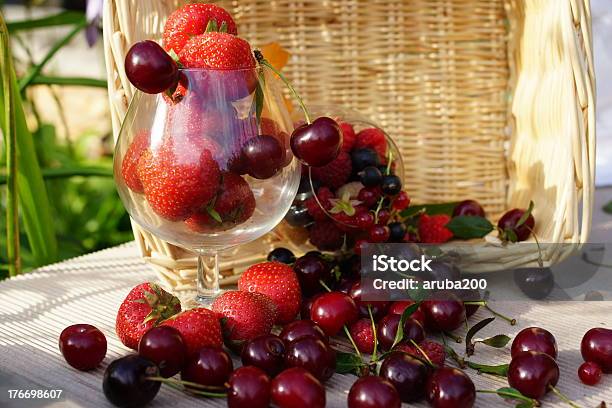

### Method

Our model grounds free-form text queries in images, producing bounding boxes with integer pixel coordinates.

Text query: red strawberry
[137,140,221,221]
[394,340,446,367]
[185,172,255,232]
[418,214,453,243]
[163,3,237,55]
[349,318,375,354]
[339,122,356,152]
[121,130,150,193]
[238,262,301,324]
[310,151,352,189]
[304,187,335,221]
[211,290,277,347]
[355,128,387,160]
[309,220,344,251]
[115,283,181,350]
[161,307,223,356]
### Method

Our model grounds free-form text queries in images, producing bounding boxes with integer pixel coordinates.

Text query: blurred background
[0,0,610,279]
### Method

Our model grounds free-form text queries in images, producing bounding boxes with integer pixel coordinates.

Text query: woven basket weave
[103,0,595,290]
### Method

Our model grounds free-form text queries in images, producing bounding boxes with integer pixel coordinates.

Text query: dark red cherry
[125,40,178,94]
[426,367,476,408]
[293,255,329,296]
[242,135,285,179]
[280,320,328,344]
[300,293,323,320]
[508,351,559,399]
[379,352,428,402]
[59,324,107,371]
[271,367,326,408]
[181,347,233,387]
[347,375,401,408]
[452,200,485,217]
[228,366,271,408]
[421,293,466,332]
[377,315,425,351]
[290,117,342,167]
[103,355,161,407]
[511,327,558,360]
[578,361,602,386]
[241,334,286,377]
[349,281,389,320]
[581,327,612,373]
[388,301,426,326]
[310,291,359,336]
[138,326,186,377]
[284,337,336,381]
[498,208,535,242]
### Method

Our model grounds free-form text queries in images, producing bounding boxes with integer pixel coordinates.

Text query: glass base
[194,290,223,307]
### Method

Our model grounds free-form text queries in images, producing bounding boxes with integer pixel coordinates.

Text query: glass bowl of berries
[285,106,407,251]
[114,40,301,305]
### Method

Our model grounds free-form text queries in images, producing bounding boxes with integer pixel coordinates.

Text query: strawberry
[163,3,237,55]
[309,220,345,251]
[161,307,223,356]
[121,130,150,193]
[115,283,181,350]
[185,172,255,232]
[394,340,446,367]
[211,290,277,347]
[349,318,375,354]
[355,128,387,160]
[418,214,453,244]
[304,187,335,221]
[238,262,301,324]
[137,139,221,221]
[310,150,352,189]
[339,122,356,152]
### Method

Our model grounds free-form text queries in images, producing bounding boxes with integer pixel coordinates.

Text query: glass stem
[196,251,220,305]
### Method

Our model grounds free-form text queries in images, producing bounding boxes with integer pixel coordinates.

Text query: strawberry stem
[254,50,311,124]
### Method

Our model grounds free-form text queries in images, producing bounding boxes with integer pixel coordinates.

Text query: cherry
[300,293,323,320]
[310,291,359,336]
[381,175,402,196]
[421,293,466,332]
[293,255,329,295]
[376,209,391,225]
[181,347,233,387]
[138,326,186,378]
[349,281,389,320]
[392,191,410,211]
[388,222,407,242]
[377,315,424,351]
[359,166,383,187]
[498,208,535,242]
[511,327,558,360]
[578,361,602,386]
[347,375,401,408]
[268,247,296,264]
[291,117,342,167]
[581,327,612,373]
[379,352,428,402]
[351,148,380,172]
[228,366,271,408]
[513,267,554,300]
[285,202,313,227]
[280,319,328,344]
[271,367,326,408]
[241,334,286,377]
[368,225,390,243]
[354,239,368,255]
[426,367,475,408]
[125,40,178,94]
[242,135,285,179]
[388,301,426,327]
[452,200,485,217]
[336,277,358,294]
[285,337,336,381]
[508,351,559,399]
[103,355,161,407]
[59,324,107,371]
[356,212,375,230]
[358,186,382,208]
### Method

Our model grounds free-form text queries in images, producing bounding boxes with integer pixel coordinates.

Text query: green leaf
[401,202,459,218]
[335,352,365,374]
[0,166,112,184]
[467,361,509,377]
[27,75,107,88]
[205,19,218,32]
[391,302,420,349]
[478,334,511,348]
[219,21,228,33]
[206,206,222,223]
[446,216,494,239]
[603,201,612,215]
[515,201,534,228]
[253,70,265,124]
[465,317,495,356]
[7,11,84,32]
[496,387,536,407]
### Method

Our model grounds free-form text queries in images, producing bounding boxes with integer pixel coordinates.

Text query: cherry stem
[385,151,393,175]
[476,389,540,406]
[343,324,363,359]
[526,225,544,267]
[409,339,435,368]
[368,305,378,362]
[484,303,517,325]
[319,279,332,292]
[444,331,462,343]
[254,51,311,124]
[549,385,582,408]
[146,377,227,398]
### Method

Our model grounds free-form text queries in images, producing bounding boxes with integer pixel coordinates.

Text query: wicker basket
[103,0,595,290]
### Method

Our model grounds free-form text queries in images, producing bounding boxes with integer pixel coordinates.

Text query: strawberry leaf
[603,200,612,215]
[219,21,228,33]
[205,19,218,32]
[465,317,495,356]
[446,216,494,239]
[336,351,365,375]
[515,201,534,228]
[391,302,420,349]
[401,202,459,218]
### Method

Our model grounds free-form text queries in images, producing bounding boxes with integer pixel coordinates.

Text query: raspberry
[355,128,387,160]
[418,214,453,243]
[309,220,344,251]
[395,340,446,367]
[349,318,375,354]
[310,151,352,189]
[305,187,335,221]
[339,122,356,152]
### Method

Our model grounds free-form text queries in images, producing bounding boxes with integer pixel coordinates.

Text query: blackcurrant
[268,248,296,264]
[351,148,379,172]
[381,175,402,195]
[359,166,383,187]
[388,222,407,242]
